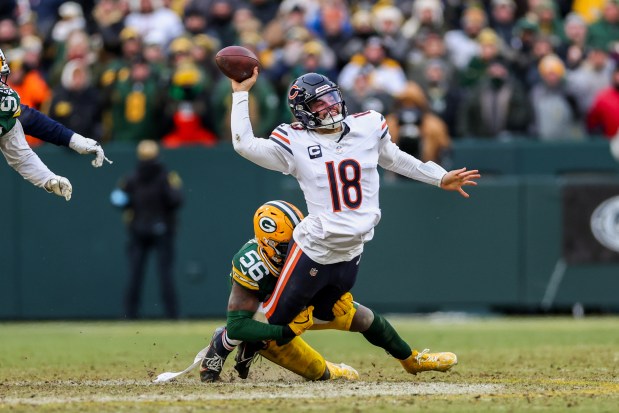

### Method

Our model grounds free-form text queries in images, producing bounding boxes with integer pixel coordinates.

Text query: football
[215,46,260,82]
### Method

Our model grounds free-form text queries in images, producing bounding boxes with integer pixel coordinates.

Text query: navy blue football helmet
[287,73,347,130]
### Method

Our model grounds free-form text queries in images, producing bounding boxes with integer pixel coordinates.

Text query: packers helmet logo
[259,216,277,233]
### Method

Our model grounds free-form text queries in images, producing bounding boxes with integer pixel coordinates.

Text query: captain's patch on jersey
[308,145,322,159]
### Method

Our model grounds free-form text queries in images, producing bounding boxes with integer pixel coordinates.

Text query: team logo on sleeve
[258,217,277,233]
[308,145,322,159]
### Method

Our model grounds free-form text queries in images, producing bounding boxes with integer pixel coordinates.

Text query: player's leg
[262,242,329,328]
[354,304,457,374]
[258,336,358,381]
[199,326,241,382]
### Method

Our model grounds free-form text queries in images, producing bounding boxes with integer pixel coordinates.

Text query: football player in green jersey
[0,48,111,200]
[197,200,457,383]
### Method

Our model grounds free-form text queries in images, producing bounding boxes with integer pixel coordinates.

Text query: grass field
[1,316,618,412]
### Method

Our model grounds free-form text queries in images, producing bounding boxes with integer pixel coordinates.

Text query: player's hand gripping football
[231,66,259,93]
[288,305,314,335]
[44,176,72,201]
[440,168,481,198]
[69,133,113,167]
[333,292,354,317]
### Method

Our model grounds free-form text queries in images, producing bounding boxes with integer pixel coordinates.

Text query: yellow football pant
[259,336,326,380]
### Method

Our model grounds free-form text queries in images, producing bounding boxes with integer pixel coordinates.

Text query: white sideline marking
[1,382,503,405]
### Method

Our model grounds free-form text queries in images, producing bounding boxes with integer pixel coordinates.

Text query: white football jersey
[231,92,446,264]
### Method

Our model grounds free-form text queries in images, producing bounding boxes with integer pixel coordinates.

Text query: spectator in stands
[489,0,517,47]
[524,34,556,90]
[457,58,532,139]
[110,55,164,142]
[0,18,19,51]
[418,59,462,138]
[460,28,504,88]
[530,54,584,140]
[370,4,408,64]
[50,2,86,45]
[566,45,615,118]
[510,17,540,86]
[400,0,445,50]
[586,0,619,51]
[405,31,456,88]
[586,66,619,138]
[49,29,95,87]
[93,0,129,60]
[444,6,488,70]
[206,0,239,47]
[125,0,184,47]
[344,66,394,116]
[49,59,103,140]
[556,12,588,69]
[311,1,354,71]
[529,0,564,45]
[338,36,407,97]
[386,81,451,166]
[161,60,217,148]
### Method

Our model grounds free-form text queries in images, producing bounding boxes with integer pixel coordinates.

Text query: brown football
[215,46,260,82]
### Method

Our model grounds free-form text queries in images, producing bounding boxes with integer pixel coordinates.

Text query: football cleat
[199,327,231,383]
[325,361,359,381]
[400,348,458,375]
[234,341,265,379]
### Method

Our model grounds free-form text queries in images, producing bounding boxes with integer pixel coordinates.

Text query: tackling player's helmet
[0,48,10,86]
[253,200,304,264]
[288,73,347,130]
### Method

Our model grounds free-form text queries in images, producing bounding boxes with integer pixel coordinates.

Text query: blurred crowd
[3,0,619,165]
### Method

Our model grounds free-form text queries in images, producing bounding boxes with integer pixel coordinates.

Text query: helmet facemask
[0,49,10,87]
[307,91,346,130]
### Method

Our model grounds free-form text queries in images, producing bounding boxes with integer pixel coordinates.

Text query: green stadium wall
[1,140,618,319]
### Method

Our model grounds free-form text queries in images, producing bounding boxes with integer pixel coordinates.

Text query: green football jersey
[230,239,281,302]
[0,87,21,137]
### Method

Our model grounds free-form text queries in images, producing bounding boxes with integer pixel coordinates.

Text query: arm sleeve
[18,104,73,147]
[226,310,295,342]
[0,120,56,187]
[230,91,292,174]
[378,137,447,187]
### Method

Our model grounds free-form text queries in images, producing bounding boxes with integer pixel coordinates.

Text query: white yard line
[1,381,503,405]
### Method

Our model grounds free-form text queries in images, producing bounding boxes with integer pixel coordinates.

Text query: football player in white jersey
[229,69,479,373]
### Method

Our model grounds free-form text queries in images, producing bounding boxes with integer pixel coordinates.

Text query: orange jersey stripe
[263,243,301,319]
[271,131,290,144]
[381,120,387,129]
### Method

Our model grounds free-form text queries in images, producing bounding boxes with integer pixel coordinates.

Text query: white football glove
[44,176,72,201]
[69,133,113,167]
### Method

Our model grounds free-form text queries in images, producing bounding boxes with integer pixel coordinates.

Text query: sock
[361,310,412,360]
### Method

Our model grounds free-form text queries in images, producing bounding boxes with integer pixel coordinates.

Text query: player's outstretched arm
[440,167,481,198]
[0,120,72,200]
[19,104,112,167]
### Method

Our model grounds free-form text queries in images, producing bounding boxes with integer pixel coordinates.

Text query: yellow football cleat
[400,349,458,375]
[325,361,360,380]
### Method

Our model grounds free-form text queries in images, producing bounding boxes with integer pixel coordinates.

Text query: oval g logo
[590,195,619,252]
[259,217,277,233]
